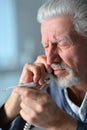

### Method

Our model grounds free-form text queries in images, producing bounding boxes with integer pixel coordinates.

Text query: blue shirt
[64,89,87,121]
[0,81,87,130]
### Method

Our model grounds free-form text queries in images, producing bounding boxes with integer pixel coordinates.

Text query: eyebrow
[41,34,73,46]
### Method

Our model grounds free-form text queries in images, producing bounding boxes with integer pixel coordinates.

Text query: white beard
[51,64,80,88]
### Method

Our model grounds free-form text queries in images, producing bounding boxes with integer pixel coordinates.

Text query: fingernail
[13,87,19,93]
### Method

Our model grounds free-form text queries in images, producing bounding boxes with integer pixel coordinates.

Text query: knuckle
[34,64,40,70]
[35,55,45,63]
[20,102,23,108]
[24,63,29,68]
[23,90,30,98]
[37,104,44,112]
[37,55,42,60]
[24,63,33,70]
[43,94,49,102]
[30,112,37,123]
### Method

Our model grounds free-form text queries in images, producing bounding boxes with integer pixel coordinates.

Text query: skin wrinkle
[1,0,87,129]
[41,15,87,91]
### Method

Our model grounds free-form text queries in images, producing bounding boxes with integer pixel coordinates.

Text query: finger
[35,55,52,73]
[19,63,41,84]
[20,94,44,114]
[20,101,32,113]
[14,86,49,107]
[13,86,30,96]
[20,100,40,114]
[20,109,32,124]
[14,86,40,97]
[14,86,47,105]
[34,63,46,85]
[19,64,33,84]
[20,107,37,125]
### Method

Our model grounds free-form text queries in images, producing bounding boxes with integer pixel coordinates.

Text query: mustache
[51,63,70,70]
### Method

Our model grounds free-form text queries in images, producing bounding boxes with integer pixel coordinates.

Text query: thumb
[13,86,25,95]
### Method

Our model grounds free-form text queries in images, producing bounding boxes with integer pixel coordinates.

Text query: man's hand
[19,55,52,85]
[14,86,77,130]
[0,55,51,128]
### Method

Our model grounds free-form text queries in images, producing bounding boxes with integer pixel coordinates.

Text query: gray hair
[37,0,87,37]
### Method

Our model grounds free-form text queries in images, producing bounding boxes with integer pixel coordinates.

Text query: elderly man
[0,0,87,130]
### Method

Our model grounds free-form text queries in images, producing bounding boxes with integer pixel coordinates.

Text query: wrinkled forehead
[41,16,74,42]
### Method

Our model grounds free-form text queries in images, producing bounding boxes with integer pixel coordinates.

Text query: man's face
[41,16,87,88]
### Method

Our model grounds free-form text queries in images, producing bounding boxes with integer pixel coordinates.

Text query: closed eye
[42,42,49,48]
[56,37,73,48]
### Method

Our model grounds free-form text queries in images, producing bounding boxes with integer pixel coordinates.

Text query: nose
[46,45,61,65]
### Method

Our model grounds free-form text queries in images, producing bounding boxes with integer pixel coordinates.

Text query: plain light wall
[15,0,45,65]
[0,0,46,106]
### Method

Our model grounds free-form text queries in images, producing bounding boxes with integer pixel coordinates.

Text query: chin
[53,71,80,89]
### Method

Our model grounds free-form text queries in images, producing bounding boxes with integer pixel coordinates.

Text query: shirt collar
[64,89,87,121]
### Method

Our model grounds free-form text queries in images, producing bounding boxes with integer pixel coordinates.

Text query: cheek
[61,48,87,78]
[59,49,80,72]
[44,49,48,57]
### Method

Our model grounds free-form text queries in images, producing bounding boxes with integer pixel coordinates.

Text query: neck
[67,83,87,107]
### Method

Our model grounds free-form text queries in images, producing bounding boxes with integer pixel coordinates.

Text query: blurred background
[0,0,45,106]
[0,0,45,88]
